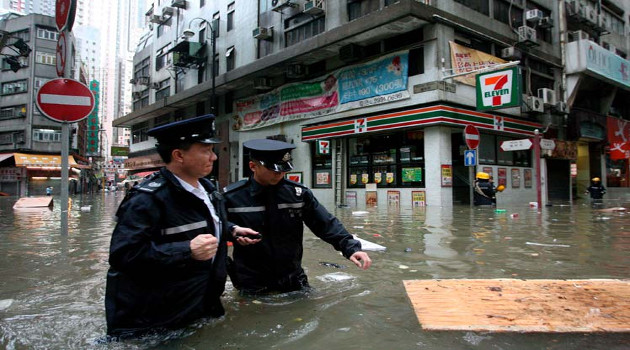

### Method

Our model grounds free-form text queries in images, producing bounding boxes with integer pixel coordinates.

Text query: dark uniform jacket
[586,183,606,199]
[473,180,496,206]
[105,168,228,337]
[223,178,362,293]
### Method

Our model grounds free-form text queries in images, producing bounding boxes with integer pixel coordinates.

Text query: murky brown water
[0,193,629,349]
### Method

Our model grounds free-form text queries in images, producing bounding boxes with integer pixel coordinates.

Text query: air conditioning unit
[569,30,589,42]
[584,6,597,25]
[525,9,543,22]
[252,27,272,40]
[339,43,363,63]
[151,83,161,90]
[137,76,150,85]
[129,78,137,84]
[171,0,187,9]
[554,101,569,114]
[501,46,521,60]
[303,0,325,15]
[566,0,584,19]
[253,77,272,90]
[132,91,142,99]
[538,88,556,106]
[286,63,307,78]
[538,17,554,29]
[525,96,545,113]
[149,15,164,24]
[596,14,611,34]
[517,26,538,46]
[162,6,174,16]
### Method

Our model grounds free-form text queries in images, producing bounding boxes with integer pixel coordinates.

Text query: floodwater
[0,193,629,349]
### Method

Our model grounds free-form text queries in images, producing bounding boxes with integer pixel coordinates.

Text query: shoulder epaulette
[223,179,248,193]
[136,174,166,193]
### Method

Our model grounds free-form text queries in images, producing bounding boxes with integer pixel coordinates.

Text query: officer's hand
[349,251,372,270]
[233,226,262,246]
[190,234,218,261]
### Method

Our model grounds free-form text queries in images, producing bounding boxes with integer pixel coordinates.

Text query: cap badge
[282,152,291,162]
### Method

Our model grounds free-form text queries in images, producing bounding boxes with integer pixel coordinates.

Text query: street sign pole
[534,129,542,211]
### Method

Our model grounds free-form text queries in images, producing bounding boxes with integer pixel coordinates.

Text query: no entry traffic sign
[464,124,480,149]
[55,0,76,32]
[36,78,95,123]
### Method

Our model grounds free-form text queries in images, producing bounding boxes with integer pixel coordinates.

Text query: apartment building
[114,0,630,207]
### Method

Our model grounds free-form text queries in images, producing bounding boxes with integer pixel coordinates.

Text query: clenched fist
[190,234,218,261]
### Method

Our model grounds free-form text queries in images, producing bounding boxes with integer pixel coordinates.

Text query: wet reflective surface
[1,193,629,349]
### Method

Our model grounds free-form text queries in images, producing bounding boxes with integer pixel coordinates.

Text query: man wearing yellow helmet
[473,171,496,206]
[585,177,606,206]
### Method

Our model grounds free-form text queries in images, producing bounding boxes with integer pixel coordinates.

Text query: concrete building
[114,0,630,208]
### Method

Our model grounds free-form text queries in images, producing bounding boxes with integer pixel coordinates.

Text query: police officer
[473,171,496,206]
[585,177,606,205]
[105,115,228,338]
[223,139,372,294]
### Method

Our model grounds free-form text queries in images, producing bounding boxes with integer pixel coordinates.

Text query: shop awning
[0,153,13,163]
[13,153,90,169]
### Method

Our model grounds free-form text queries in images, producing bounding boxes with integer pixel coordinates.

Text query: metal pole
[210,23,216,113]
[534,129,542,210]
[60,122,69,234]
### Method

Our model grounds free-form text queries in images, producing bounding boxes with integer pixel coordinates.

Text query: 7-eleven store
[300,105,543,208]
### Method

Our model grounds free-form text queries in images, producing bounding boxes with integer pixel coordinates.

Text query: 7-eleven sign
[317,140,330,155]
[475,66,521,111]
[355,118,368,133]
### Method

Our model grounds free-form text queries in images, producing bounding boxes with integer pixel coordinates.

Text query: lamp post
[182,18,216,113]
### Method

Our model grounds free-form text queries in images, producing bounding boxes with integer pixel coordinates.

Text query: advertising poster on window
[441,164,452,187]
[482,166,493,180]
[350,174,357,185]
[386,172,395,184]
[402,167,422,183]
[387,190,400,207]
[285,172,302,183]
[511,168,521,188]
[374,172,382,184]
[524,168,532,188]
[497,167,507,186]
[412,191,426,207]
[361,173,369,184]
[234,51,410,130]
[315,170,331,187]
[366,192,377,206]
[346,191,357,207]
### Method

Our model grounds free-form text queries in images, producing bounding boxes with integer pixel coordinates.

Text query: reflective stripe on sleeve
[161,220,208,235]
[277,202,304,209]
[227,206,266,213]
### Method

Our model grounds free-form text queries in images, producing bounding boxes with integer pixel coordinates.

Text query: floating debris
[526,242,570,248]
[319,261,346,269]
[352,211,369,215]
[404,247,412,252]
[399,265,409,269]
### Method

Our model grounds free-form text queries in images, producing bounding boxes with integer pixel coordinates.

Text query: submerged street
[0,193,629,349]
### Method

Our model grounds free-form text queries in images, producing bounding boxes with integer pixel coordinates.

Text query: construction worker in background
[585,177,606,206]
[473,172,501,206]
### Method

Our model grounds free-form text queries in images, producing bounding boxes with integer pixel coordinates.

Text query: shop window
[132,121,149,144]
[479,133,531,167]
[494,0,523,29]
[312,145,332,189]
[347,131,425,188]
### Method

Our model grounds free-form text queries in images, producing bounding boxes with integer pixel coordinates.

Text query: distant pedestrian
[45,186,53,196]
[473,172,496,206]
[585,177,606,206]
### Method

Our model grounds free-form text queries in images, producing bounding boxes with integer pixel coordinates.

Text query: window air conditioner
[162,6,175,17]
[538,17,553,29]
[171,0,187,9]
[525,96,545,113]
[569,30,589,42]
[517,26,538,46]
[151,83,161,90]
[303,0,325,15]
[525,9,543,22]
[538,88,556,106]
[501,46,521,60]
[132,91,142,99]
[554,101,569,114]
[149,15,164,24]
[129,78,137,84]
[137,76,150,85]
[252,27,272,40]
[585,6,597,25]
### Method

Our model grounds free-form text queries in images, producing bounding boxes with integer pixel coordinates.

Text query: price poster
[441,164,452,187]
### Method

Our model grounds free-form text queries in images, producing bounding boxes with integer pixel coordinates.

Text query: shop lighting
[31,177,48,180]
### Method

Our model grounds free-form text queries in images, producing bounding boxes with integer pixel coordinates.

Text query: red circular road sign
[36,78,95,123]
[55,0,76,32]
[464,124,480,149]
[56,31,66,77]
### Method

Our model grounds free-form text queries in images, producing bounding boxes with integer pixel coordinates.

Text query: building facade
[115,0,630,208]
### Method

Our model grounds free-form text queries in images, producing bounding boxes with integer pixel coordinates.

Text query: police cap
[147,114,220,145]
[245,139,296,172]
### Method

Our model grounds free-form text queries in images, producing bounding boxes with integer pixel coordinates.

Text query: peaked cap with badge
[147,114,220,145]
[245,139,296,172]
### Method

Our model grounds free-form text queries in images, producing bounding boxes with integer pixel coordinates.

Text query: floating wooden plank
[403,279,630,332]
[13,197,53,209]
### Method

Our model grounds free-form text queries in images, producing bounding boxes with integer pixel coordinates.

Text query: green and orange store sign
[302,104,540,141]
